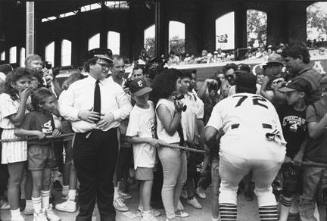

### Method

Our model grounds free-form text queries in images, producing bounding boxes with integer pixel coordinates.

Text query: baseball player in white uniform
[205,71,286,221]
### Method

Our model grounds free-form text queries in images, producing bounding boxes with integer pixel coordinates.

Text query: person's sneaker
[196,187,207,199]
[45,207,61,221]
[0,200,10,210]
[119,191,132,200]
[186,197,202,209]
[55,200,77,213]
[113,198,128,212]
[137,206,161,217]
[33,212,47,221]
[175,210,189,218]
[11,213,25,221]
[23,202,34,215]
[141,211,158,221]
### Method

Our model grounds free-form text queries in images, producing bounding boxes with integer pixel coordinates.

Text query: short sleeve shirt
[0,93,21,129]
[206,93,286,159]
[126,101,156,169]
[21,111,54,146]
[278,104,306,158]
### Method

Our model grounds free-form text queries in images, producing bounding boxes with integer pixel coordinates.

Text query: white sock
[41,190,50,210]
[10,208,20,217]
[212,217,220,221]
[68,189,76,201]
[62,185,69,196]
[32,197,42,214]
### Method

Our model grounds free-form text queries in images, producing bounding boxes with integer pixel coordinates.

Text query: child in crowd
[126,79,161,221]
[278,79,309,221]
[299,76,327,221]
[15,88,61,221]
[0,68,32,221]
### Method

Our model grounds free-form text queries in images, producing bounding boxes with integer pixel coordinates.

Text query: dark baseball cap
[235,70,257,91]
[129,79,152,96]
[87,48,113,63]
[279,78,312,94]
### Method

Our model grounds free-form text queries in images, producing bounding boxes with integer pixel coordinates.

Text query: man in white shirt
[59,48,132,221]
[205,71,286,221]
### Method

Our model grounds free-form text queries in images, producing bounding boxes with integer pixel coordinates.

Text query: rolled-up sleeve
[58,89,80,122]
[112,89,132,121]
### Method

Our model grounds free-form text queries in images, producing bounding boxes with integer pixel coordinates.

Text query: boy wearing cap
[298,76,327,221]
[126,79,161,221]
[277,79,309,221]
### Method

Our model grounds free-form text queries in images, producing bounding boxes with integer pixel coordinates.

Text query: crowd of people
[163,43,327,66]
[0,42,326,221]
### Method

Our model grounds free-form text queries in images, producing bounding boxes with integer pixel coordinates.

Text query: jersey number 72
[233,95,268,109]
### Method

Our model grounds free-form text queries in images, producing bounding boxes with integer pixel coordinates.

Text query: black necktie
[94,80,101,114]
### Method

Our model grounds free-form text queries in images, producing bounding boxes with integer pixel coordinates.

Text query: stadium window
[9,46,17,64]
[20,48,26,67]
[0,51,5,61]
[144,25,155,58]
[59,11,77,18]
[216,12,235,50]
[247,10,267,48]
[169,21,185,54]
[45,41,55,67]
[41,16,57,23]
[307,2,327,46]
[107,31,120,55]
[88,33,100,50]
[61,39,72,66]
[105,1,129,9]
[81,3,101,12]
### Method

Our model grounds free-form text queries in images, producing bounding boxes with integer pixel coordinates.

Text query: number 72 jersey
[206,93,286,159]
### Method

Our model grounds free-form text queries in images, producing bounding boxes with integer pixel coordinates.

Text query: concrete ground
[1,188,321,221]
[0,190,261,221]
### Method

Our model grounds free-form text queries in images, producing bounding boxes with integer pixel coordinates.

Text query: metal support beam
[154,0,161,58]
[154,0,168,58]
[26,1,35,56]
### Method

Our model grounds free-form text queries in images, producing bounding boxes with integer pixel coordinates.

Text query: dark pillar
[0,3,6,53]
[71,12,81,66]
[71,11,88,67]
[100,5,108,49]
[286,2,309,44]
[234,2,247,60]
[128,1,146,60]
[54,39,61,67]
[186,2,206,56]
[267,3,288,47]
[155,0,168,58]
[201,2,215,55]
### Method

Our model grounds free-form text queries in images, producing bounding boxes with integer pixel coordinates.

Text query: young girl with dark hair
[0,68,32,221]
[151,69,188,221]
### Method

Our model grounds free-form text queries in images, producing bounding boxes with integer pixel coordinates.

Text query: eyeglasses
[96,62,110,68]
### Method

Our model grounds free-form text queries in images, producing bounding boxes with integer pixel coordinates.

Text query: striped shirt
[0,93,27,163]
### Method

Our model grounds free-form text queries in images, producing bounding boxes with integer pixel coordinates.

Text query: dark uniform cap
[87,48,113,63]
